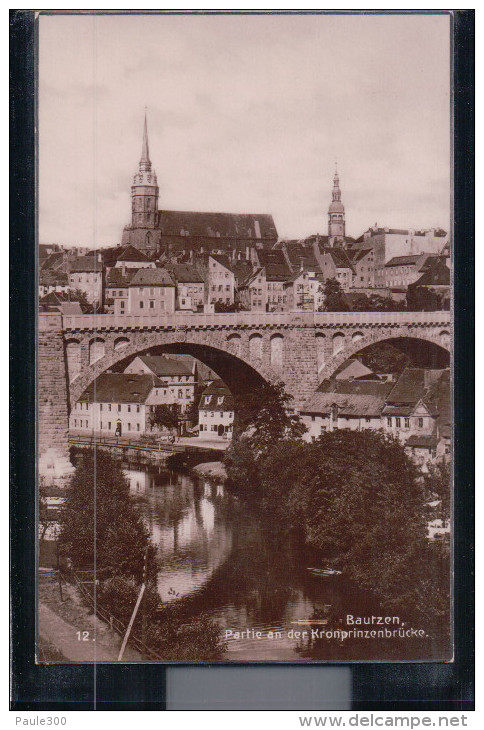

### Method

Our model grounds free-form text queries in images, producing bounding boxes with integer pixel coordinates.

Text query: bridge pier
[38,314,74,485]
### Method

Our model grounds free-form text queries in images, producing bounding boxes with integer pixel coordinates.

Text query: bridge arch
[68,331,281,408]
[318,330,450,382]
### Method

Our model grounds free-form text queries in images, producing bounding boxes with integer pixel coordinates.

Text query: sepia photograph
[36,10,452,664]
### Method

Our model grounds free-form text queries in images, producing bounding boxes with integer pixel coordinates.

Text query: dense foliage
[225,387,450,627]
[224,382,306,496]
[98,576,226,661]
[58,450,154,581]
[148,403,180,431]
[358,341,411,376]
[350,293,407,312]
[59,450,226,659]
[320,278,349,311]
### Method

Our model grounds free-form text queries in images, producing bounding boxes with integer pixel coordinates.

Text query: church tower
[131,111,159,231]
[328,166,346,247]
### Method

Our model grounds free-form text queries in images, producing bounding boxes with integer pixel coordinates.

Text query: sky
[39,12,451,247]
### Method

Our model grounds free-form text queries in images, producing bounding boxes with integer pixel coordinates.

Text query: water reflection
[123,461,439,661]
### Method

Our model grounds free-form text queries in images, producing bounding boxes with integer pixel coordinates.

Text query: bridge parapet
[60,310,451,332]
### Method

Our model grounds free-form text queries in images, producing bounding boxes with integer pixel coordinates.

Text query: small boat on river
[307,567,342,577]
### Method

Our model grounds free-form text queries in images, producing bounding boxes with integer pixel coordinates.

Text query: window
[178,389,183,398]
[120,301,125,310]
[100,404,103,411]
[74,419,77,427]
[226,285,230,291]
[150,301,154,309]
[387,417,392,427]
[140,301,144,309]
[220,412,223,418]
[108,404,111,412]
[127,405,131,413]
[100,422,103,430]
[128,423,131,431]
[150,288,154,295]
[211,412,214,418]
[186,389,190,397]
[395,417,401,428]
[405,418,410,428]
[108,422,111,430]
[418,418,423,428]
[365,417,371,423]
[137,423,140,431]
[118,404,121,412]
[136,405,140,413]
[217,396,224,405]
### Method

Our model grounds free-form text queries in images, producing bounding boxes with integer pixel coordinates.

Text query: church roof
[159,210,278,240]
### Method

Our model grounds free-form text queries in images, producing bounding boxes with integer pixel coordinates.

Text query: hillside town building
[69,373,169,437]
[198,379,234,439]
[124,354,195,413]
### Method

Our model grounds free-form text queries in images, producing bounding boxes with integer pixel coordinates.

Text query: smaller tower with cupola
[328,166,346,247]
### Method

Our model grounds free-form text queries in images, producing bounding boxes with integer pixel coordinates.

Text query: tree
[58,450,155,582]
[214,301,248,313]
[259,431,431,609]
[224,382,306,496]
[320,278,349,312]
[425,461,451,526]
[148,404,180,432]
[359,342,411,376]
[406,286,441,311]
[233,381,306,453]
[69,288,95,314]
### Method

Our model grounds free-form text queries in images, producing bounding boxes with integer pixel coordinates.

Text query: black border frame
[10,9,474,711]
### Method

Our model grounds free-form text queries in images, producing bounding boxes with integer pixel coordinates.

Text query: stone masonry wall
[38,314,73,480]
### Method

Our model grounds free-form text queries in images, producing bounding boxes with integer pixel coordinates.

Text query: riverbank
[192,460,227,482]
[38,574,141,662]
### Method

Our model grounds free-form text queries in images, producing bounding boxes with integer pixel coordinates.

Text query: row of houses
[69,351,450,468]
[39,232,450,315]
[300,367,450,470]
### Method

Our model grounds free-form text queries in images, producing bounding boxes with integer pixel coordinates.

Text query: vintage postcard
[36,11,453,664]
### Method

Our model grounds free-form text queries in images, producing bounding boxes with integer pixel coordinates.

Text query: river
[124,460,438,662]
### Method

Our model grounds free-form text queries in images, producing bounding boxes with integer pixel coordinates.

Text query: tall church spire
[140,109,151,172]
[129,109,159,245]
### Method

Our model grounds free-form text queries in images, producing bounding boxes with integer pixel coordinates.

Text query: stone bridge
[38,309,451,480]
